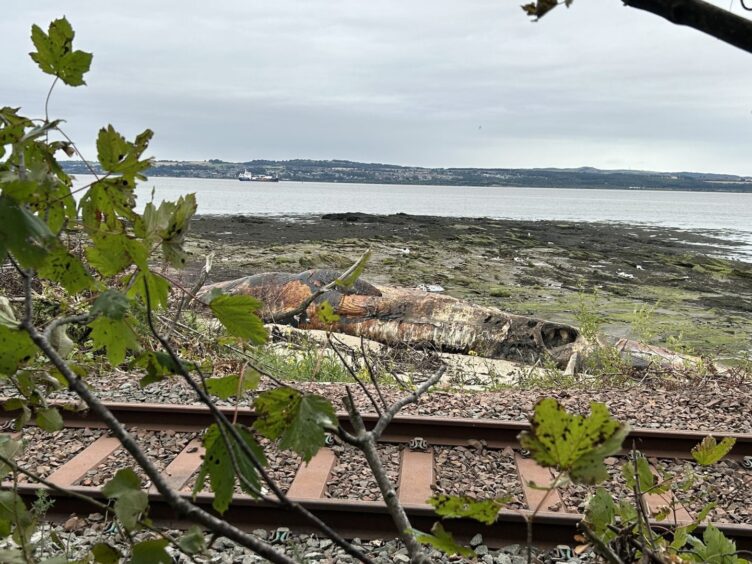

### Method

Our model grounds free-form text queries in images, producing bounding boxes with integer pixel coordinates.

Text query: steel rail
[4,399,751,460]
[9,483,752,550]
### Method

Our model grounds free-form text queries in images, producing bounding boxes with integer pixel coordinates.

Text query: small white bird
[400,248,411,255]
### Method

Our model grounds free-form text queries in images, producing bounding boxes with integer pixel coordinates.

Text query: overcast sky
[3,1,752,174]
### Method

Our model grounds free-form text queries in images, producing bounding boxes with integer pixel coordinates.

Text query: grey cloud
[2,0,751,173]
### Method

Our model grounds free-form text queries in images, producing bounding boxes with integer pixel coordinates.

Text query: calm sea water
[73,175,752,260]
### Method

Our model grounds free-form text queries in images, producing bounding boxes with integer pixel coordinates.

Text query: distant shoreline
[61,160,752,193]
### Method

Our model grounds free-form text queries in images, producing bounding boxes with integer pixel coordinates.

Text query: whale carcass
[198,269,588,369]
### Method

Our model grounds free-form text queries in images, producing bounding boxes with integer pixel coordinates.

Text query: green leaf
[671,525,690,550]
[102,468,147,531]
[622,455,655,493]
[691,436,736,466]
[0,196,56,269]
[95,126,153,179]
[253,388,336,462]
[0,491,32,541]
[130,538,171,564]
[87,234,148,276]
[410,522,474,558]
[90,542,121,563]
[428,494,510,525]
[205,370,259,400]
[335,249,371,288]
[3,398,31,431]
[517,398,629,484]
[89,316,138,366]
[132,351,183,387]
[91,289,130,320]
[316,300,340,324]
[209,294,267,344]
[37,246,93,293]
[159,194,197,267]
[686,523,745,563]
[585,488,616,540]
[0,436,22,481]
[0,326,37,376]
[127,270,170,310]
[29,18,93,86]
[177,526,206,555]
[192,423,266,513]
[36,407,63,432]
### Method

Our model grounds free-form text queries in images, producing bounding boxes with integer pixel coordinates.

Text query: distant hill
[60,159,752,192]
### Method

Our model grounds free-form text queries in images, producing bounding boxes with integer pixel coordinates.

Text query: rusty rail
[5,399,751,460]
[3,400,752,550]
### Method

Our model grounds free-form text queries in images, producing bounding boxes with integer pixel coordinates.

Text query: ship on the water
[238,170,279,182]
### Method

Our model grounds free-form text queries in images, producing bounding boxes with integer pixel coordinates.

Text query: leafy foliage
[130,538,172,564]
[29,17,93,86]
[88,316,139,366]
[411,523,474,557]
[428,494,510,525]
[518,398,629,484]
[209,293,267,344]
[205,369,260,400]
[692,435,736,466]
[102,468,148,531]
[253,388,337,462]
[192,423,266,513]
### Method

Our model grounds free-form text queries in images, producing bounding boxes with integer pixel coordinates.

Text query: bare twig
[371,367,446,440]
[327,333,382,416]
[164,252,213,341]
[342,388,431,563]
[360,336,388,410]
[580,521,624,564]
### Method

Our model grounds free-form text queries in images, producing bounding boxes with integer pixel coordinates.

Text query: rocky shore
[184,213,752,361]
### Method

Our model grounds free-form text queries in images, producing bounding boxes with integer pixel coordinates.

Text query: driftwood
[198,269,589,368]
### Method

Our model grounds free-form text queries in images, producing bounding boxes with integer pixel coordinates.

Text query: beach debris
[416,283,445,293]
[198,269,589,369]
[616,271,635,279]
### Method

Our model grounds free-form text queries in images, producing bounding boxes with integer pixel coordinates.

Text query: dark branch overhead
[623,0,752,54]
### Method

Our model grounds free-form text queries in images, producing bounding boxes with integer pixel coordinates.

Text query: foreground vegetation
[0,17,750,564]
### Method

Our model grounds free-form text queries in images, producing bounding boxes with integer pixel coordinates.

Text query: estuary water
[73,175,752,260]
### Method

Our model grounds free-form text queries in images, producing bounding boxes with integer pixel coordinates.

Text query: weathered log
[198,269,588,368]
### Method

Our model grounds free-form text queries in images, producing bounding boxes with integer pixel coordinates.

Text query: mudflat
[185,213,752,360]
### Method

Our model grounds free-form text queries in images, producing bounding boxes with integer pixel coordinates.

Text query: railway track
[2,400,752,551]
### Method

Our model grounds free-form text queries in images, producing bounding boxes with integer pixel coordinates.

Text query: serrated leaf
[671,525,690,550]
[334,249,371,289]
[428,494,510,525]
[87,234,148,276]
[36,407,63,432]
[177,526,206,555]
[130,538,171,564]
[0,436,22,481]
[89,316,138,366]
[253,388,336,462]
[622,455,655,493]
[209,294,267,344]
[0,196,56,269]
[159,194,197,267]
[517,398,629,484]
[0,326,37,376]
[410,522,474,558]
[585,488,616,540]
[37,246,93,293]
[686,523,745,563]
[316,300,340,324]
[192,423,266,513]
[205,370,259,400]
[132,350,183,387]
[90,542,121,563]
[127,269,170,310]
[102,468,147,530]
[691,436,736,466]
[29,18,93,86]
[91,289,130,320]
[95,126,153,179]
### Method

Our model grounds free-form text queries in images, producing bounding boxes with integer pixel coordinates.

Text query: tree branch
[21,319,296,564]
[622,0,752,54]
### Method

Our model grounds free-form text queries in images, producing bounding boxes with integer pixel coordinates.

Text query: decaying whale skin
[198,269,587,368]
